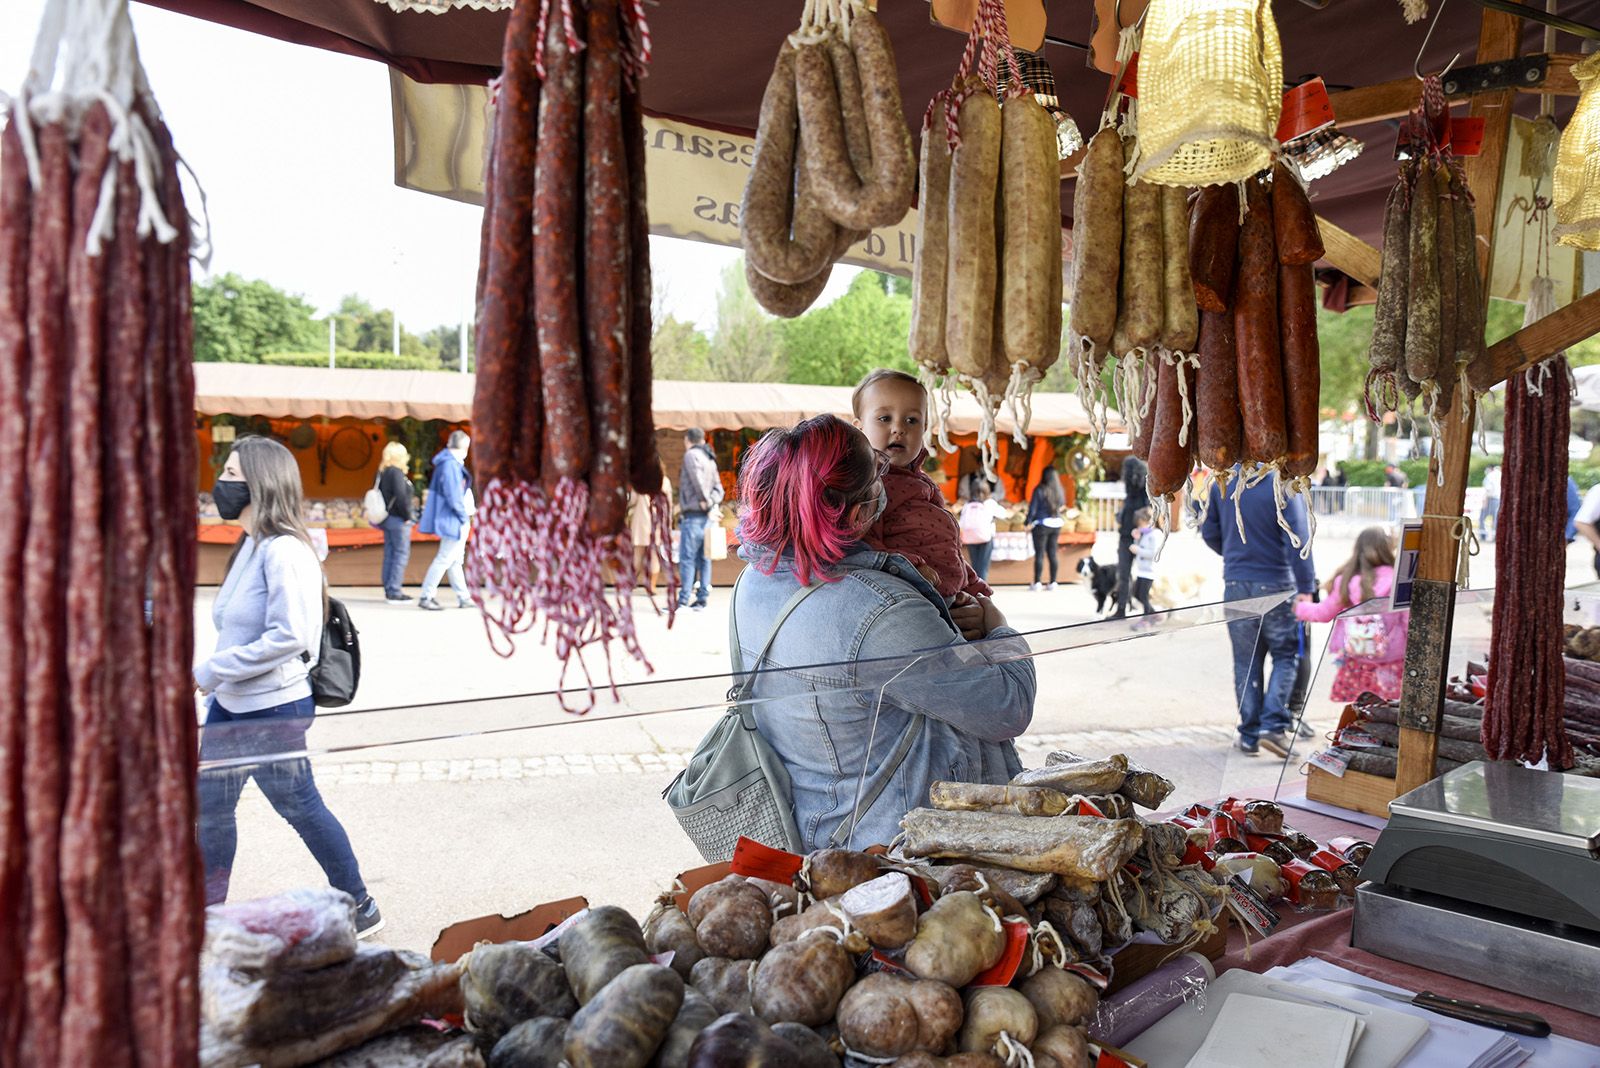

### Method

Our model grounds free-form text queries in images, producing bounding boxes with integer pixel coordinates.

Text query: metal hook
[1415,0,1462,81]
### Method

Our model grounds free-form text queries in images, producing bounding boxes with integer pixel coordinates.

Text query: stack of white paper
[1185,994,1363,1068]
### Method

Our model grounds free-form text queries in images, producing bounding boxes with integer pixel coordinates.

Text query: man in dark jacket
[1201,470,1316,756]
[677,428,724,610]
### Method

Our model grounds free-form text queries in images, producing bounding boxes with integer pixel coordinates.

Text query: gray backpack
[664,571,922,862]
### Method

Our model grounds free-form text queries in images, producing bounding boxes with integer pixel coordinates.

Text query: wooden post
[1393,5,1523,794]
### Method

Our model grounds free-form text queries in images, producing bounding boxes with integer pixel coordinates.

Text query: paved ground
[196,524,1593,953]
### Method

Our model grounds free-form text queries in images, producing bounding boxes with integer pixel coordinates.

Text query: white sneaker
[1048,582,1059,591]
[1030,582,1042,591]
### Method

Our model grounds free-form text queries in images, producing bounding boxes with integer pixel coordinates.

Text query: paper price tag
[1308,747,1351,777]
[730,836,804,883]
[1278,77,1335,143]
[1336,726,1385,749]
[969,919,1032,986]
[1225,875,1282,936]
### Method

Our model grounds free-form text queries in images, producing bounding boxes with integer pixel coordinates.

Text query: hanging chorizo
[1403,160,1441,392]
[1234,176,1286,464]
[1148,356,1195,496]
[1279,260,1321,479]
[1189,184,1239,313]
[1159,185,1198,352]
[945,88,1001,381]
[1195,308,1242,471]
[1270,162,1324,266]
[1067,129,1123,354]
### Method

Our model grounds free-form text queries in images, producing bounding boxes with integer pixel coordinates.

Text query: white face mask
[857,481,888,528]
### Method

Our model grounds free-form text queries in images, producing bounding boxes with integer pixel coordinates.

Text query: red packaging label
[730,837,804,883]
[1065,961,1112,991]
[1308,848,1349,873]
[866,950,912,976]
[1077,797,1108,818]
[1280,858,1319,902]
[1278,77,1336,143]
[1118,52,1139,98]
[1244,832,1287,853]
[1168,813,1201,830]
[969,919,1032,986]
[1183,802,1214,821]
[1446,115,1485,156]
[1328,835,1370,859]
[1182,841,1217,871]
[1224,875,1282,935]
[1208,811,1243,851]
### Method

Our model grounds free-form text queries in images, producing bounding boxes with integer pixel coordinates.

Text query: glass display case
[197,591,1305,955]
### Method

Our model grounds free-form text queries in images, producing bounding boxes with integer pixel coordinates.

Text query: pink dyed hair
[737,415,879,585]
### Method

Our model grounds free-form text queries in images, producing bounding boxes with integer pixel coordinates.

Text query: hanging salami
[3,2,203,1061]
[467,0,667,707]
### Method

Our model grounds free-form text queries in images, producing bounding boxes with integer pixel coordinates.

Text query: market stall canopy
[139,0,1600,253]
[190,362,1118,435]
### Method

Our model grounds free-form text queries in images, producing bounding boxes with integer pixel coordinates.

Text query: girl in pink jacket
[1295,527,1407,702]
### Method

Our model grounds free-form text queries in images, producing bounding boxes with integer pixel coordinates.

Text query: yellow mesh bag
[1133,0,1283,188]
[1554,52,1600,251]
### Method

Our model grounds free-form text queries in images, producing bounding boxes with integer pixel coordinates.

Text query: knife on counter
[1328,980,1552,1038]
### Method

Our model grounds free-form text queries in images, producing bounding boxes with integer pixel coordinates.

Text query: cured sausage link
[1368,179,1410,383]
[18,122,72,1068]
[0,118,32,1067]
[909,125,953,376]
[623,76,663,497]
[534,4,592,486]
[944,89,1001,381]
[1159,185,1199,352]
[1271,162,1324,265]
[1233,177,1286,465]
[1403,160,1441,392]
[1189,185,1239,313]
[1148,355,1196,496]
[744,47,837,286]
[583,0,631,537]
[1194,308,1242,472]
[1432,164,1458,394]
[1119,171,1164,351]
[1279,260,1321,479]
[798,12,914,230]
[1067,129,1123,354]
[999,94,1061,379]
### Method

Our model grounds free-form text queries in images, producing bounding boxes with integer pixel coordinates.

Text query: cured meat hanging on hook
[467,0,669,708]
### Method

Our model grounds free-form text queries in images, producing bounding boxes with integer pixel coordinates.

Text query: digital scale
[1352,761,1600,1017]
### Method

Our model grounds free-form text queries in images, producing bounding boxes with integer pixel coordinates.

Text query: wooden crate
[1105,912,1229,994]
[1304,766,1400,819]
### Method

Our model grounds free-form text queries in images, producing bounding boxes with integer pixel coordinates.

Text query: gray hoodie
[678,443,724,515]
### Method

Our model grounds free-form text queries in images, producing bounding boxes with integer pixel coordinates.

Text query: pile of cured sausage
[739,1,915,319]
[1365,79,1488,429]
[910,0,1063,467]
[1,2,203,1062]
[468,0,667,702]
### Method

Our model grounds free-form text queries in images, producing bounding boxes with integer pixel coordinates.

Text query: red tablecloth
[197,523,438,547]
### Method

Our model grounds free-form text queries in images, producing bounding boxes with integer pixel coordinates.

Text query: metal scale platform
[1352,761,1600,1016]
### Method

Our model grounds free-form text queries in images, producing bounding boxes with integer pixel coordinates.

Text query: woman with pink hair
[728,414,1036,851]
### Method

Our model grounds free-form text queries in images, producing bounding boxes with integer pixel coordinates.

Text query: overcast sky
[3,2,856,336]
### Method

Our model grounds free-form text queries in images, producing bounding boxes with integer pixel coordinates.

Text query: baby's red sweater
[864,448,992,600]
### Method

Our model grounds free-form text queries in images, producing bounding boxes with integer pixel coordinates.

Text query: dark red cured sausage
[1279,261,1321,479]
[147,113,202,1068]
[534,7,591,487]
[584,0,631,537]
[1148,356,1196,496]
[0,117,31,1067]
[1128,358,1157,462]
[1271,163,1324,266]
[1431,164,1457,383]
[1195,308,1242,472]
[58,105,125,1066]
[1234,177,1286,464]
[1189,185,1238,313]
[623,85,662,497]
[19,120,71,1068]
[104,158,162,1068]
[476,0,542,488]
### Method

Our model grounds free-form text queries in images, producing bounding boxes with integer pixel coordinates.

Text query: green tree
[652,315,714,380]
[421,323,467,370]
[781,270,914,386]
[708,259,784,381]
[191,273,321,363]
[329,293,428,359]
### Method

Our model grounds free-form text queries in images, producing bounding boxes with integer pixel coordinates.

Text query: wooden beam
[1469,287,1600,390]
[1329,52,1581,128]
[1394,3,1524,797]
[1316,216,1382,287]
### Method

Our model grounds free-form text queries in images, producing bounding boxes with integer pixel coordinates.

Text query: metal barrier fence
[1072,484,1424,532]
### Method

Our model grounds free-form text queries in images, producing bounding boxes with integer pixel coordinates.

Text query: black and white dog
[1077,557,1120,615]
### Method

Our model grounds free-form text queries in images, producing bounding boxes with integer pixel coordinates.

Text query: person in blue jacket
[416,430,474,611]
[1201,469,1317,757]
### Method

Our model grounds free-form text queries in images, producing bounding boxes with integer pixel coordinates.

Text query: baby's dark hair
[1134,507,1153,525]
[851,368,924,418]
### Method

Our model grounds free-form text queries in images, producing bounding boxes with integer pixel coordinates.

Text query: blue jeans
[678,512,710,606]
[967,540,994,581]
[1480,497,1499,538]
[379,515,412,597]
[422,527,468,601]
[198,696,367,906]
[1225,580,1301,745]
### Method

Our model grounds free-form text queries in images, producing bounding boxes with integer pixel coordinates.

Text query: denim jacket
[731,541,1035,851]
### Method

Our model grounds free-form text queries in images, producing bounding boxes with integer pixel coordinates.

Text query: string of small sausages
[910,0,1063,475]
[467,0,668,710]
[3,0,203,1059]
[739,0,914,319]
